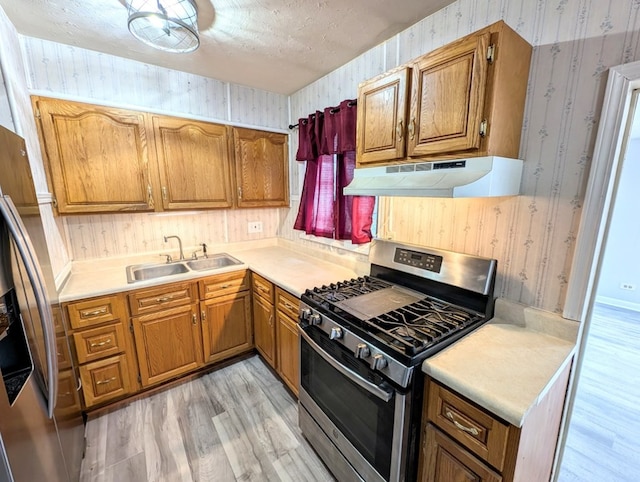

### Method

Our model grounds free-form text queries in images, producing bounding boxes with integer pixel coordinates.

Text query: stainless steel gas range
[298,239,497,482]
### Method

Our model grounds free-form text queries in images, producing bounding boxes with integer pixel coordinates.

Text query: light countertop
[422,298,578,427]
[58,240,361,302]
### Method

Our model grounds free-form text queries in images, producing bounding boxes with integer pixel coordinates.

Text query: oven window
[301,331,394,480]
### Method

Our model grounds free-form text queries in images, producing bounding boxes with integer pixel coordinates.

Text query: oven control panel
[394,248,443,273]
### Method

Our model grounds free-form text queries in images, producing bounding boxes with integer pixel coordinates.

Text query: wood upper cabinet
[356,67,410,165]
[355,20,532,167]
[231,127,289,208]
[151,116,233,210]
[407,32,490,157]
[33,97,290,214]
[33,97,157,214]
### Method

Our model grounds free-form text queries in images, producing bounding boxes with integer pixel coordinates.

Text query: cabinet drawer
[422,424,502,482]
[427,379,511,470]
[56,369,81,418]
[66,294,127,330]
[276,287,299,320]
[199,270,249,299]
[56,336,72,370]
[52,305,66,335]
[252,273,274,303]
[128,281,196,316]
[79,354,131,408]
[73,323,126,364]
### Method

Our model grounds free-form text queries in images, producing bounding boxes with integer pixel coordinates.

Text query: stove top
[302,275,486,359]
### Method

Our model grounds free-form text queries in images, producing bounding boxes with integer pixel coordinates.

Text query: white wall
[20,36,291,261]
[596,137,640,311]
[283,0,640,315]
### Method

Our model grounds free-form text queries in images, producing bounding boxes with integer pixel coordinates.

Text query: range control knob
[300,308,312,321]
[354,343,370,359]
[308,313,322,326]
[329,327,343,340]
[370,353,388,371]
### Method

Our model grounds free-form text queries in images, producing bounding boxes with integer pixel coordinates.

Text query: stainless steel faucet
[163,235,185,260]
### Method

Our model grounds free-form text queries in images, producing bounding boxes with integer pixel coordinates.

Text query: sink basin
[126,253,243,283]
[186,253,242,271]
[126,262,189,283]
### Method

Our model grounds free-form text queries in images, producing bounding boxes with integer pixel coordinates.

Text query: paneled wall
[284,0,640,315]
[0,7,71,279]
[20,37,291,261]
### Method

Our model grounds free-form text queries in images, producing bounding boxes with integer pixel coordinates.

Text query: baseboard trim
[595,295,640,313]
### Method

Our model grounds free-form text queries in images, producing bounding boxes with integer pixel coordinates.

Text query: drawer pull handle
[201,310,206,321]
[156,296,173,303]
[80,307,107,318]
[61,391,72,397]
[446,411,480,436]
[283,302,295,310]
[90,338,112,348]
[95,377,116,386]
[192,313,197,325]
[258,285,268,292]
[220,284,230,289]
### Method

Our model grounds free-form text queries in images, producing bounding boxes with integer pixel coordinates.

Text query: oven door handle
[299,327,393,403]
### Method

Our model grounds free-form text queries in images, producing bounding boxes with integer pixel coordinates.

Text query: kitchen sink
[125,253,243,283]
[186,253,242,271]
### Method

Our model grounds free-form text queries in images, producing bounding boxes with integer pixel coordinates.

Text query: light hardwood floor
[558,303,640,482]
[80,356,335,482]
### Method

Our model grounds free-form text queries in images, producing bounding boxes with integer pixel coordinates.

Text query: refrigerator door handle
[0,196,58,418]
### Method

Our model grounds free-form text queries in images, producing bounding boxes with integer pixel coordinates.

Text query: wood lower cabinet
[231,127,289,208]
[56,368,82,418]
[128,282,201,388]
[275,288,300,396]
[356,20,532,167]
[79,354,132,408]
[132,303,203,387]
[423,424,502,482]
[63,293,137,409]
[253,288,276,367]
[199,271,253,364]
[419,364,572,482]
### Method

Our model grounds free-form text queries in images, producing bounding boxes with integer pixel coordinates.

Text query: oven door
[299,326,410,482]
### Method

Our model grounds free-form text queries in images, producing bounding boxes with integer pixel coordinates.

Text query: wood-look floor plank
[80,355,336,482]
[172,380,235,481]
[558,303,640,481]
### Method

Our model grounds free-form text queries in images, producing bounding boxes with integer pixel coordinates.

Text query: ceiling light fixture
[127,0,200,53]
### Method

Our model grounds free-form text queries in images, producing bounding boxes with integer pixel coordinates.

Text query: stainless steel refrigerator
[0,125,84,481]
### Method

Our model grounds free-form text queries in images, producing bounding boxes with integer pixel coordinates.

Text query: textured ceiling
[0,0,454,95]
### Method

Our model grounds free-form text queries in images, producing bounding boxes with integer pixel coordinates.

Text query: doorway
[557,62,640,481]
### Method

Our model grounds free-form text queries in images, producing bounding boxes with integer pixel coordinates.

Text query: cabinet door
[33,97,156,214]
[132,303,203,387]
[232,127,289,207]
[201,291,253,364]
[151,116,233,210]
[252,294,276,367]
[422,424,502,482]
[356,67,410,165]
[276,311,299,396]
[407,32,490,157]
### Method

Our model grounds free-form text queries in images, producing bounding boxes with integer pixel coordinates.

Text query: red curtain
[294,100,375,244]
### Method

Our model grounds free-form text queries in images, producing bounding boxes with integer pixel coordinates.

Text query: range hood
[343,156,523,198]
